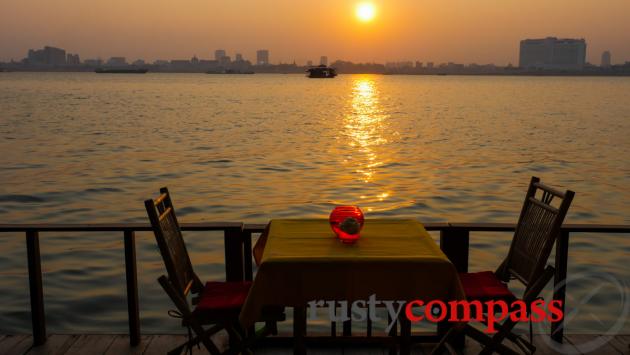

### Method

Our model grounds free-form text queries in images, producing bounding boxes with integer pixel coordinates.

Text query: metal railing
[1,222,628,347]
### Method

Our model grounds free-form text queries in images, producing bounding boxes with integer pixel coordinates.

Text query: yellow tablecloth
[239,219,465,327]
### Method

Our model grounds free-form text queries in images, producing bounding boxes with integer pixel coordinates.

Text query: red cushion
[195,281,252,311]
[459,271,516,302]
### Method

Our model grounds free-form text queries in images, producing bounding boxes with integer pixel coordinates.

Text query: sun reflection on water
[342,76,392,207]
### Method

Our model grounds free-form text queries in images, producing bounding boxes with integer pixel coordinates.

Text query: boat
[95,68,148,74]
[306,65,337,78]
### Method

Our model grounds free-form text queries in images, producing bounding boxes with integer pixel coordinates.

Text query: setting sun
[356,3,376,22]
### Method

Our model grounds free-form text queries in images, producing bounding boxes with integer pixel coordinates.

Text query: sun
[356,3,376,22]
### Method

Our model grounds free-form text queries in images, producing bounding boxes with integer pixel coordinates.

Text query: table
[239,219,465,353]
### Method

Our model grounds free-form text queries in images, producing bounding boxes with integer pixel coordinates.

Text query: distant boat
[95,68,148,74]
[306,65,338,78]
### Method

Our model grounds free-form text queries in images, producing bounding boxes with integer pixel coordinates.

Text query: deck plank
[1,335,33,355]
[528,335,579,355]
[344,346,387,355]
[143,335,207,355]
[102,335,152,355]
[25,335,80,355]
[608,335,629,354]
[63,335,115,355]
[565,334,623,354]
[1,334,628,354]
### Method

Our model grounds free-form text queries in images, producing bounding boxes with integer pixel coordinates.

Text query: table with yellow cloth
[239,218,465,327]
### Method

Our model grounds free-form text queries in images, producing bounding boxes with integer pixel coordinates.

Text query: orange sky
[1,0,629,65]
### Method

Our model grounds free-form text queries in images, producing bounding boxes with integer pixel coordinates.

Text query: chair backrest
[145,187,202,299]
[501,176,574,287]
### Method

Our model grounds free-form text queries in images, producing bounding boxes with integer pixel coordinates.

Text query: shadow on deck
[1,333,628,355]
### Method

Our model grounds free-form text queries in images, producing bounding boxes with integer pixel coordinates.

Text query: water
[0,73,629,335]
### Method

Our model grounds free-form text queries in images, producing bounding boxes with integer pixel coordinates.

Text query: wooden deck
[1,334,628,354]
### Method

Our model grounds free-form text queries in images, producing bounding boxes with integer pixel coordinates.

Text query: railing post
[242,230,254,282]
[551,230,569,343]
[124,230,140,346]
[438,226,469,347]
[439,227,469,273]
[26,230,46,345]
[224,226,244,282]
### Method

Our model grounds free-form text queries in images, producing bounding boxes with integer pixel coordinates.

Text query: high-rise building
[27,46,66,65]
[307,60,313,67]
[519,37,586,70]
[320,56,328,66]
[235,53,243,62]
[44,46,66,65]
[601,51,611,68]
[215,49,227,61]
[66,53,80,65]
[256,50,269,65]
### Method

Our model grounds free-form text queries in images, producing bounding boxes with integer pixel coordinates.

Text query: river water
[0,73,628,335]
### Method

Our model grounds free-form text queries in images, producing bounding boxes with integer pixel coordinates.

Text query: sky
[1,0,629,65]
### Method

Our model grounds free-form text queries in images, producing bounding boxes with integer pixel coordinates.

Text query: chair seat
[195,281,252,312]
[459,271,516,302]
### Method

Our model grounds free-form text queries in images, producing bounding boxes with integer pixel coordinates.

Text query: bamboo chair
[431,176,574,355]
[145,187,283,355]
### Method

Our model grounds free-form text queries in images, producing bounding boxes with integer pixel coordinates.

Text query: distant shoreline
[1,69,630,77]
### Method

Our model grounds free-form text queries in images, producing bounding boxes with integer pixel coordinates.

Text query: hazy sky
[1,0,629,65]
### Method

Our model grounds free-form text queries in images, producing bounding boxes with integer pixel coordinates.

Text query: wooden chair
[145,187,282,355]
[432,177,574,355]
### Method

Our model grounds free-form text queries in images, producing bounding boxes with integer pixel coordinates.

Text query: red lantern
[329,206,365,244]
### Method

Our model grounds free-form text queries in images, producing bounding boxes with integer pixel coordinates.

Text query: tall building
[27,46,66,65]
[601,51,611,68]
[519,37,586,70]
[307,60,313,67]
[256,50,269,65]
[320,56,328,66]
[214,49,227,61]
[235,53,243,62]
[66,53,80,65]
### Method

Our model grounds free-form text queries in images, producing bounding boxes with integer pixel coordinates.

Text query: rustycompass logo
[308,295,564,333]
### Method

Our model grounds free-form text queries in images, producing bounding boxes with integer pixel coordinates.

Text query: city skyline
[1,0,629,65]
[5,40,628,70]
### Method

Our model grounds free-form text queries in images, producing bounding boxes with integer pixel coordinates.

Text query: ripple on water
[1,74,629,334]
[0,194,46,203]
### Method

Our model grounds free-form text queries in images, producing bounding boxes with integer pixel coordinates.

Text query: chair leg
[189,321,223,355]
[478,319,518,355]
[225,322,245,350]
[430,325,464,355]
[169,324,224,355]
[465,324,519,355]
